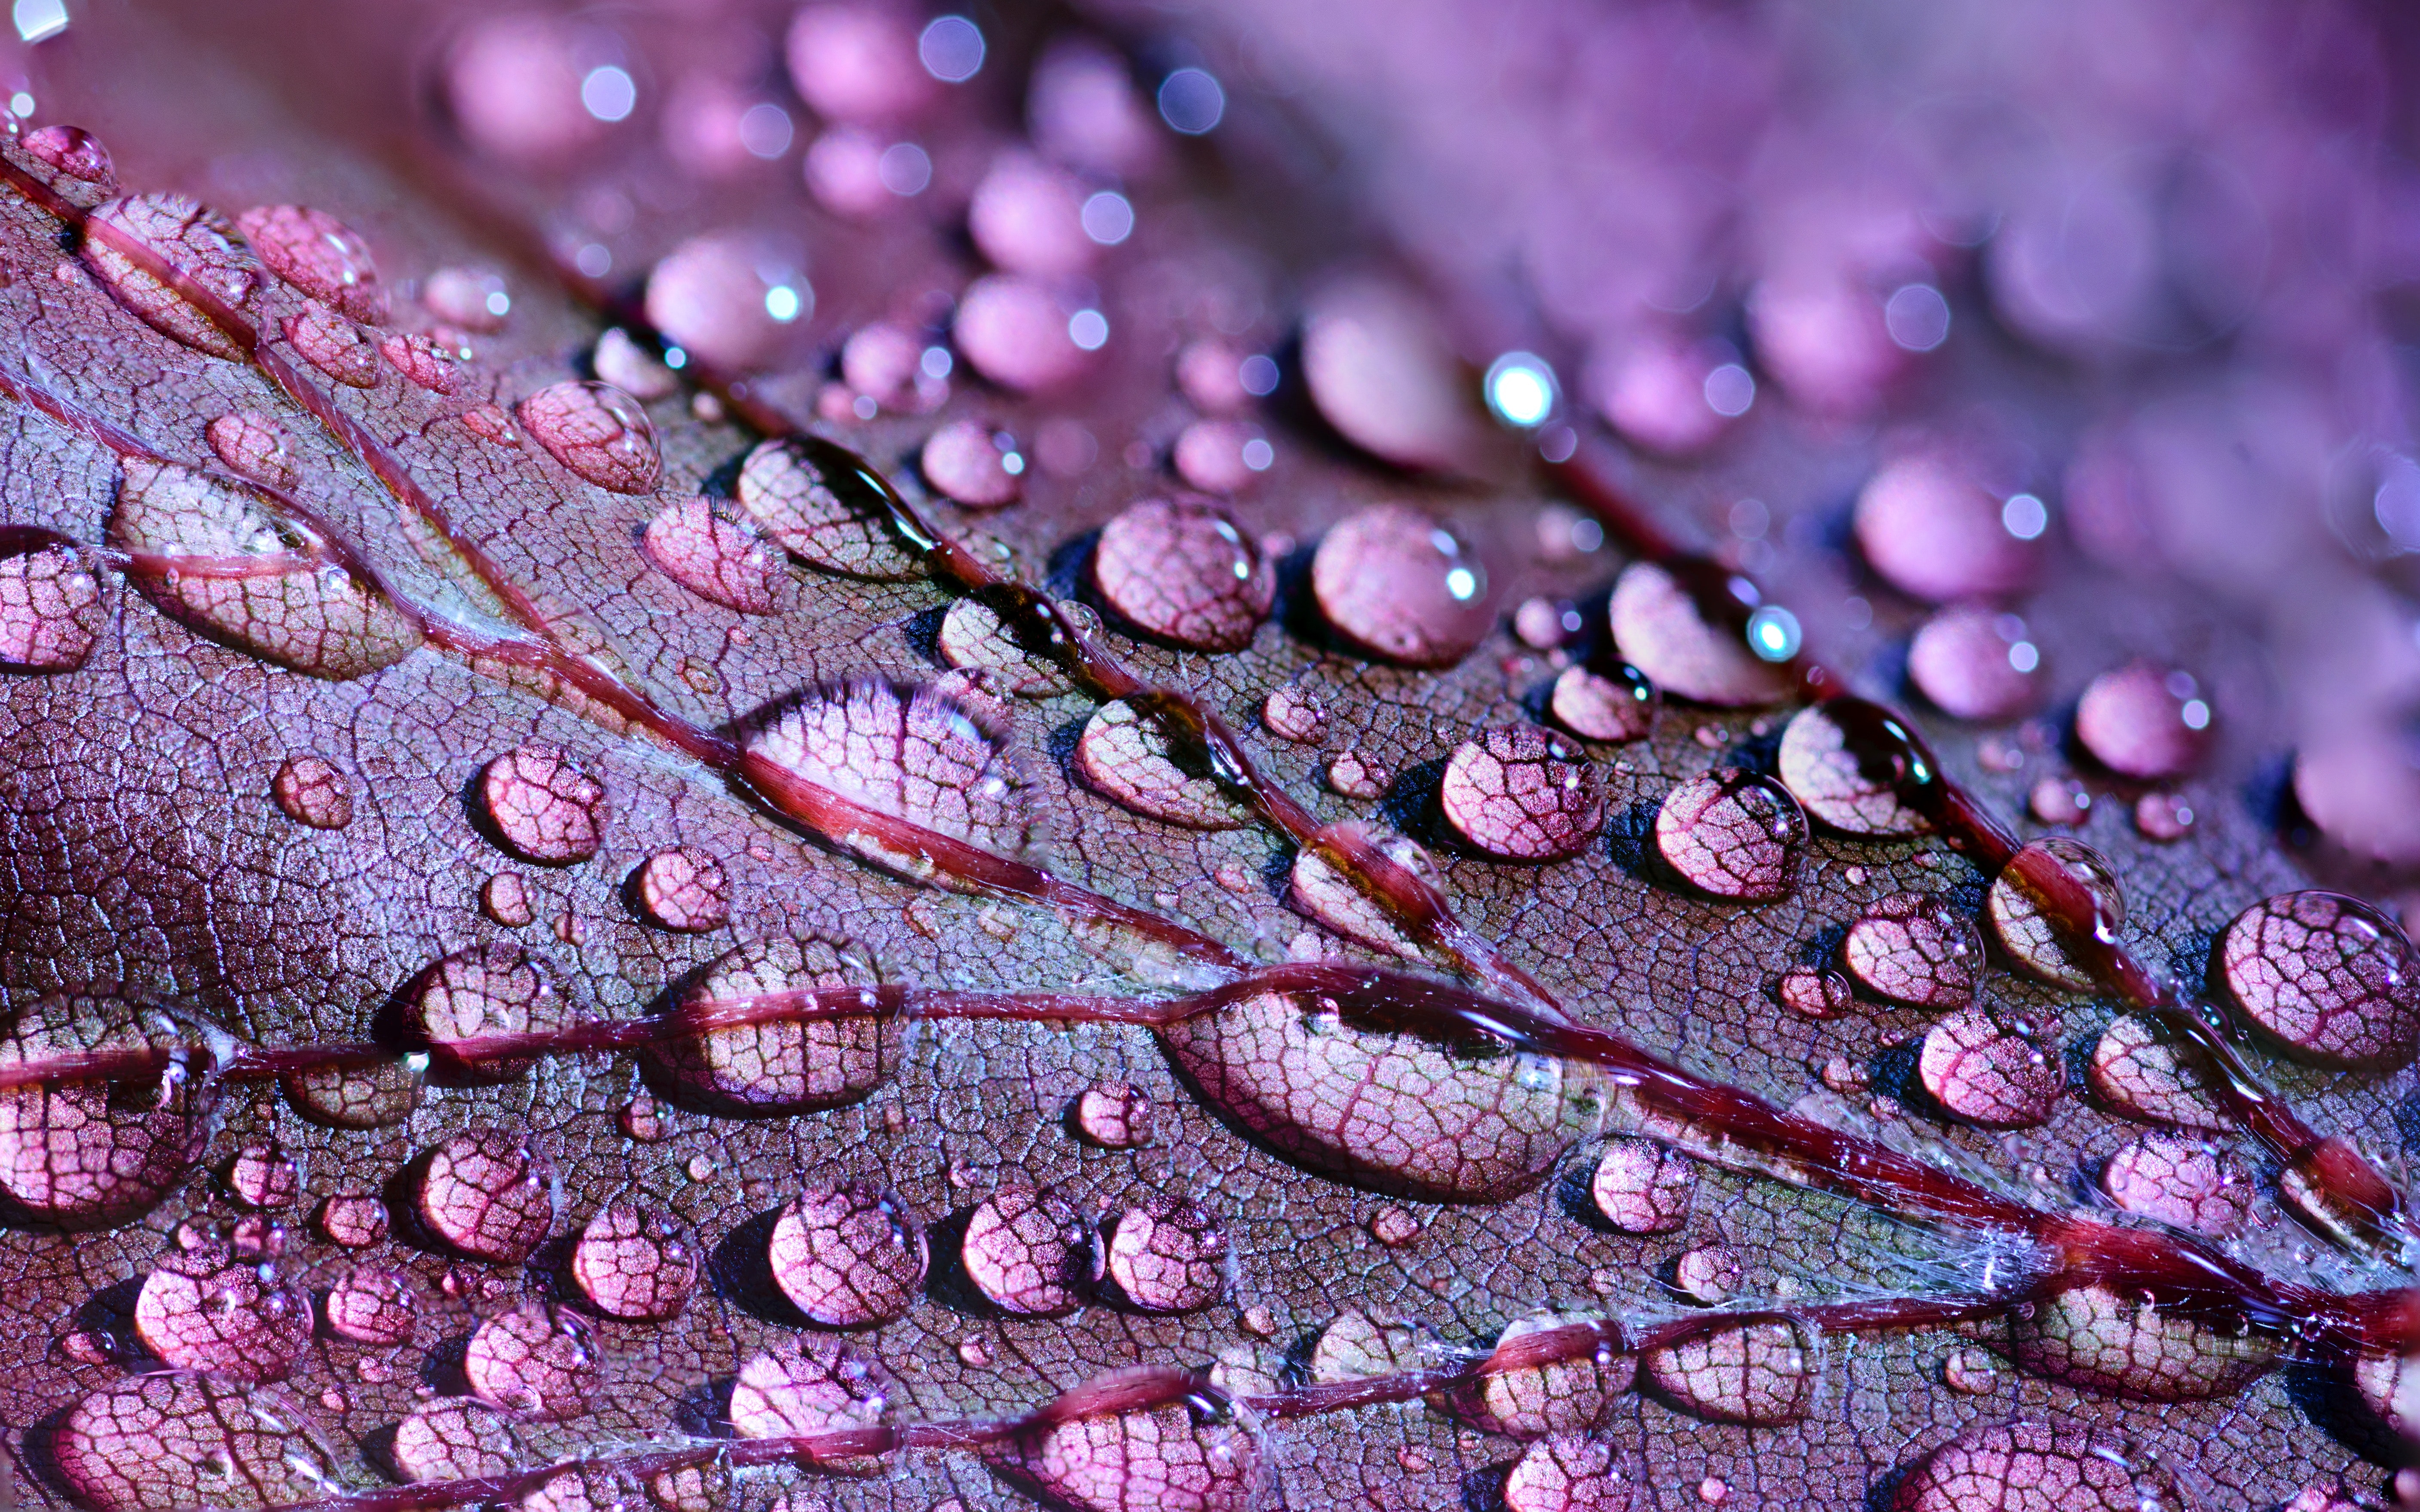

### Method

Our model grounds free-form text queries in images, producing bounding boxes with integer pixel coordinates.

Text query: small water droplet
[134,1242,310,1381]
[1093,497,1273,653]
[1654,768,1806,902]
[769,1178,928,1326]
[1918,1008,2061,1127]
[390,1397,523,1483]
[378,331,463,394]
[1988,836,2124,990]
[0,526,103,673]
[518,380,663,494]
[1551,662,1656,743]
[645,233,806,372]
[223,1139,299,1209]
[629,846,732,933]
[1366,1205,1420,1247]
[315,1193,388,1248]
[2028,775,2091,825]
[1908,604,2042,722]
[282,301,380,386]
[1670,1244,1741,1304]
[459,402,521,447]
[736,434,919,579]
[1074,1082,1153,1148]
[1504,1433,1640,1512]
[2075,661,2212,780]
[1643,1318,1815,1424]
[204,411,296,490]
[953,273,1093,392]
[1607,559,1790,707]
[1854,452,2040,603]
[270,753,352,830]
[416,1127,554,1263]
[1104,1195,1227,1311]
[1326,750,1392,800]
[1077,698,1254,829]
[1260,681,1326,743]
[479,743,606,863]
[322,1262,416,1346]
[83,193,257,359]
[1775,967,1854,1019]
[1311,504,1492,667]
[572,1201,699,1320]
[1840,892,1979,1008]
[15,123,116,206]
[1589,1137,1695,1233]
[235,204,385,323]
[283,1055,419,1129]
[962,1184,1098,1315]
[2008,1282,2278,1400]
[2133,790,2194,841]
[730,1335,893,1472]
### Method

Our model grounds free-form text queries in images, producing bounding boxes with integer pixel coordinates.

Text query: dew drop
[443,15,609,164]
[2028,775,2091,825]
[963,1185,1098,1316]
[322,1263,416,1346]
[1077,698,1253,829]
[1589,1137,1695,1233]
[785,3,933,123]
[1310,504,1491,667]
[1654,768,1806,902]
[918,417,1024,508]
[1459,1311,1634,1439]
[378,331,463,394]
[1300,276,1492,474]
[315,1193,388,1249]
[1551,662,1656,744]
[518,381,662,494]
[735,433,920,578]
[2219,891,2420,1069]
[1327,750,1391,799]
[2006,1280,2278,1399]
[399,943,570,1081]
[1774,701,1934,836]
[54,1374,343,1512]
[985,1378,1265,1512]
[2087,1014,2229,1131]
[0,525,103,673]
[520,1467,642,1512]
[1288,824,1450,964]
[108,458,422,679]
[1641,1319,1815,1425]
[2132,791,2193,841]
[0,992,218,1229]
[1852,453,2039,603]
[1670,1244,1741,1305]
[1987,837,2123,991]
[1918,1008,2061,1128]
[1173,420,1270,496]
[630,847,731,933]
[1094,497,1273,653]
[460,402,521,447]
[1104,1196,1227,1312]
[224,1139,298,1208]
[1439,724,1603,861]
[479,744,606,864]
[968,150,1095,278]
[2101,1130,2252,1237]
[234,205,385,324]
[1775,967,1854,1019]
[841,321,931,409]
[1897,1422,2188,1512]
[1366,1205,1420,1248]
[648,935,893,1116]
[416,1128,555,1264]
[1606,560,1790,707]
[1310,1310,1427,1381]
[1503,1433,1640,1512]
[1261,681,1326,743]
[134,1245,310,1382]
[205,412,296,490]
[1939,1347,2000,1396]
[730,1335,893,1473]
[2074,661,2211,780]
[424,266,510,333]
[643,234,805,373]
[572,1201,699,1320]
[83,193,257,359]
[390,1398,523,1483]
[465,1300,599,1418]
[14,123,116,207]
[270,753,352,830]
[769,1178,927,1326]
[954,273,1092,392]
[1074,1082,1153,1148]
[1840,893,1978,1008]
[282,1055,419,1129]
[281,302,379,386]
[1908,605,2042,722]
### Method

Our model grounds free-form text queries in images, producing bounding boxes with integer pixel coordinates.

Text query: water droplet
[968,149,1094,277]
[1301,276,1492,473]
[1589,1137,1694,1233]
[2007,1281,2277,1399]
[1919,1008,2061,1128]
[769,1178,927,1326]
[2218,890,2420,1069]
[281,301,379,386]
[731,1335,893,1473]
[15,123,116,207]
[840,321,932,410]
[1988,837,2123,990]
[224,1139,298,1208]
[1670,1243,1741,1305]
[571,1201,698,1320]
[1840,893,1979,1008]
[2132,790,2194,841]
[1908,605,2042,722]
[2087,1014,2229,1131]
[2101,1130,2252,1237]
[518,381,662,494]
[1439,724,1603,861]
[390,1398,523,1482]
[1104,1196,1227,1311]
[1551,662,1656,744]
[479,744,606,864]
[282,1054,419,1129]
[270,753,352,830]
[643,497,794,618]
[1288,825,1450,964]
[1261,681,1326,743]
[1774,702,1934,836]
[1074,1082,1153,1148]
[984,1375,1264,1512]
[1172,420,1270,496]
[400,943,569,1081]
[1326,750,1392,799]
[1093,497,1273,653]
[2028,775,2091,825]
[1367,1205,1421,1248]
[1897,1422,2188,1512]
[55,1374,343,1512]
[416,1127,554,1264]
[1607,560,1790,707]
[1311,504,1491,667]
[1458,1310,1632,1440]
[963,1185,1098,1315]
[645,234,806,372]
[1641,1318,1815,1425]
[623,846,730,934]
[935,597,1083,697]
[1503,1433,1641,1512]
[234,204,385,324]
[1310,1310,1427,1381]
[1077,698,1253,829]
[0,525,103,673]
[1165,992,1601,1200]
[204,411,295,490]
[953,273,1092,392]
[520,1467,643,1512]
[424,266,510,332]
[1853,453,2039,603]
[2075,661,2211,780]
[1654,768,1806,902]
[83,193,256,358]
[648,935,891,1116]
[785,3,934,124]
[460,402,521,447]
[134,1244,310,1381]
[1938,1348,2000,1396]
[315,1193,388,1248]
[465,1300,599,1418]
[481,872,535,927]
[736,434,919,579]
[914,418,1022,509]
[0,992,218,1228]
[378,331,463,394]
[108,458,422,679]
[321,1262,416,1346]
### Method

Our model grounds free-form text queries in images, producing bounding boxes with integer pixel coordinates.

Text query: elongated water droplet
[1311,504,1491,667]
[1897,1422,2188,1512]
[1918,1008,2061,1128]
[983,1373,1265,1512]
[1654,768,1806,902]
[235,205,386,324]
[465,1300,599,1418]
[0,992,218,1229]
[1104,1196,1227,1312]
[2218,890,2420,1070]
[83,193,257,359]
[641,497,797,619]
[0,524,103,673]
[2101,1130,2252,1237]
[379,331,464,394]
[1641,1319,1815,1425]
[1439,724,1603,861]
[281,302,379,386]
[1840,893,1978,1008]
[1607,560,1790,707]
[1288,825,1449,964]
[1093,497,1273,653]
[399,943,570,1081]
[769,1178,927,1326]
[2074,661,2211,780]
[1988,837,2122,991]
[648,935,893,1115]
[730,1336,893,1473]
[55,1374,344,1512]
[2006,1280,2278,1400]
[134,1244,310,1381]
[964,1184,1098,1315]
[1457,1311,1633,1439]
[416,1128,554,1264]
[519,380,663,494]
[1774,701,1935,836]
[572,1201,698,1320]
[204,411,296,490]
[736,434,921,579]
[921,417,1025,507]
[479,744,606,864]
[1077,698,1253,829]
[283,1054,419,1129]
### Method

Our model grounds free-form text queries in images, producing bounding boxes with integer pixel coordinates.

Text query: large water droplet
[465,1300,599,1418]
[271,753,352,829]
[14,124,117,207]
[730,1335,893,1473]
[315,1194,388,1249]
[1503,1433,1641,1512]
[1588,1137,1695,1233]
[479,744,606,864]
[969,149,1095,278]
[390,1398,523,1482]
[205,412,296,490]
[282,302,380,387]
[1456,1311,1633,1439]
[735,434,920,579]
[1841,893,1978,1008]
[0,992,218,1229]
[1310,504,1491,667]
[416,1128,554,1264]
[224,1139,298,1208]
[1077,698,1254,829]
[630,847,731,933]
[1288,824,1450,964]
[954,273,1093,392]
[2006,1279,2278,1400]
[645,234,806,373]
[1300,276,1492,474]
[134,1243,310,1381]
[984,1373,1265,1512]
[1606,560,1790,707]
[234,205,386,324]
[963,1184,1098,1315]
[0,525,103,673]
[1774,701,1935,836]
[642,496,790,615]
[1439,724,1603,861]
[1918,1008,2061,1128]
[572,1201,699,1320]
[398,943,570,1081]
[2218,891,2420,1070]
[518,381,663,495]
[2074,661,2211,780]
[2100,1130,2252,1238]
[108,458,422,679]
[1896,1422,2189,1512]
[1908,605,2042,722]
[1852,453,2039,603]
[768,1178,927,1326]
[283,1054,419,1129]
[2086,1014,2228,1131]
[55,1374,345,1512]
[322,1263,416,1345]
[425,266,510,333]
[83,193,257,359]
[1551,662,1656,744]
[648,935,893,1116]
[920,417,1025,507]
[1641,1319,1816,1425]
[1987,838,2123,991]
[936,597,1074,695]
[1156,991,1601,1201]
[1654,768,1806,902]
[1093,497,1273,653]
[1104,1196,1227,1312]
